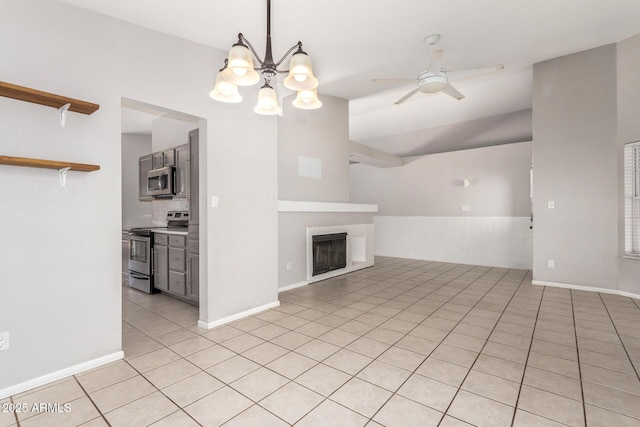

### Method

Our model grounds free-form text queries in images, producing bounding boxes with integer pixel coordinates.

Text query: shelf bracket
[58,103,71,127]
[58,166,71,188]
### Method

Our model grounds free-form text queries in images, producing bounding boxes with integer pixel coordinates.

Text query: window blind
[624,141,640,256]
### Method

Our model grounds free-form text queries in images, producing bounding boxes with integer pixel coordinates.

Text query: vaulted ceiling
[62,0,640,155]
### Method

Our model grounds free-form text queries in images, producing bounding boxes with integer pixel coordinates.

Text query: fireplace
[312,232,347,276]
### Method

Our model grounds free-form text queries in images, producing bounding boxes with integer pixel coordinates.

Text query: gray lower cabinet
[154,233,189,300]
[153,235,169,292]
[186,224,199,303]
[186,252,199,301]
[168,235,186,295]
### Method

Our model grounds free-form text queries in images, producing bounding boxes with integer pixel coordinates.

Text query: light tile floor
[5,257,640,426]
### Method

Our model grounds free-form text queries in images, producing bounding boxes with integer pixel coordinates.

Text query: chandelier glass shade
[210,0,321,114]
[292,88,322,109]
[209,69,243,103]
[254,83,282,115]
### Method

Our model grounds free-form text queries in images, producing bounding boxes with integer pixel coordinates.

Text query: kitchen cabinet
[188,130,199,223]
[154,232,189,299]
[186,224,199,302]
[122,229,129,284]
[186,129,199,303]
[174,143,189,198]
[187,252,199,301]
[168,235,187,296]
[152,149,175,169]
[138,154,153,201]
[153,234,169,292]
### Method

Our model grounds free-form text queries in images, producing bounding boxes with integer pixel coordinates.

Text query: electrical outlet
[0,332,9,351]
[286,262,293,271]
[548,260,555,269]
[548,200,555,209]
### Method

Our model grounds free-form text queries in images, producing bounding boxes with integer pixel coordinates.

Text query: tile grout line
[72,375,112,427]
[229,263,495,424]
[246,262,483,424]
[507,280,545,426]
[121,358,206,427]
[569,289,588,427]
[9,395,19,427]
[404,269,532,426]
[597,293,640,383]
[359,267,520,424]
[363,266,516,425]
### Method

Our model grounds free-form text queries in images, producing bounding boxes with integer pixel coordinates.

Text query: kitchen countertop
[150,228,188,236]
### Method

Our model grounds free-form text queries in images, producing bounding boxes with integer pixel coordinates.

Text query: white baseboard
[532,280,640,300]
[0,351,124,400]
[197,300,281,329]
[278,281,309,293]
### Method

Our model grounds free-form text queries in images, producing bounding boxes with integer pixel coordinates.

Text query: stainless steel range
[127,210,189,294]
[127,228,154,293]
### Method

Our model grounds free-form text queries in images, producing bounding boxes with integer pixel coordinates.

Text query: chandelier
[209,0,322,115]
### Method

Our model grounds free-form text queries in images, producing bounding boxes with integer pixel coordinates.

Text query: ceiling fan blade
[372,78,417,84]
[395,88,419,105]
[447,64,504,80]
[441,83,465,100]
[428,48,444,74]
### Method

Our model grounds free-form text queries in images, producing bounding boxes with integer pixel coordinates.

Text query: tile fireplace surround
[307,224,375,283]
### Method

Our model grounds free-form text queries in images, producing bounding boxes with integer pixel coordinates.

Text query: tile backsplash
[152,198,189,226]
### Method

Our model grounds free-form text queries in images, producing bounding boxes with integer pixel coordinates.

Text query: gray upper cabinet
[138,154,153,201]
[188,129,199,224]
[152,149,175,169]
[174,143,189,198]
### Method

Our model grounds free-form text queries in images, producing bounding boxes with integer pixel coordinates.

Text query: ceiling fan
[373,34,504,105]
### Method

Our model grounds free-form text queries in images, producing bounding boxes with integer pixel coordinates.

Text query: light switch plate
[211,196,219,208]
[0,332,9,351]
[548,201,555,209]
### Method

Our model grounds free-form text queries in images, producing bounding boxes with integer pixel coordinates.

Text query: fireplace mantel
[278,200,378,213]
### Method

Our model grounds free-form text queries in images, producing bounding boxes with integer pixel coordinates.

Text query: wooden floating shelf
[0,155,100,172]
[0,81,99,115]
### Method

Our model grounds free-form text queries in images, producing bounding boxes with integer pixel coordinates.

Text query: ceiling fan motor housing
[418,70,448,93]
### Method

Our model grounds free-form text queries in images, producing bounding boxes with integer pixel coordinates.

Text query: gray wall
[0,0,278,394]
[349,141,532,269]
[121,133,152,227]
[278,212,373,287]
[278,95,350,202]
[350,142,532,217]
[616,33,640,295]
[532,44,619,289]
[151,116,197,152]
[150,116,195,226]
[277,95,373,289]
[359,109,533,157]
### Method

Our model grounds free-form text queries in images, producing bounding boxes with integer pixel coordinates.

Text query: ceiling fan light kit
[373,33,503,105]
[210,0,321,115]
[417,71,448,93]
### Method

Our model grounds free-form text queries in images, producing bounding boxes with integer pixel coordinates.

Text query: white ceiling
[61,0,640,154]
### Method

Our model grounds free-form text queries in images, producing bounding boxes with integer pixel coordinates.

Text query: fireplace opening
[312,232,347,276]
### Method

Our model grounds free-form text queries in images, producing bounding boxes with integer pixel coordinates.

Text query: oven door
[128,234,151,275]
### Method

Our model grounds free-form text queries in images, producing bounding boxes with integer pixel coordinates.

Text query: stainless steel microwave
[147,166,175,197]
